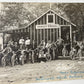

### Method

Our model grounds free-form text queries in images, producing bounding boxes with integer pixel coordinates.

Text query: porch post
[44,29,45,42]
[56,28,58,39]
[37,29,38,45]
[47,29,48,42]
[50,29,51,42]
[53,28,55,42]
[70,25,72,48]
[59,26,61,38]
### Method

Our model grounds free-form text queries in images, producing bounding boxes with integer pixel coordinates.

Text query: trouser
[20,44,24,50]
[25,45,30,50]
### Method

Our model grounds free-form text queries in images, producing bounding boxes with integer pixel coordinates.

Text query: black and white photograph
[0,2,84,84]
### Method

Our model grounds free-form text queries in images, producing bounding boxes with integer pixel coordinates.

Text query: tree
[63,3,84,40]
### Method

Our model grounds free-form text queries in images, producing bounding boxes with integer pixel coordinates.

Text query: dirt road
[0,59,84,84]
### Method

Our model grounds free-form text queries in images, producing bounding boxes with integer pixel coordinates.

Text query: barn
[1,9,76,49]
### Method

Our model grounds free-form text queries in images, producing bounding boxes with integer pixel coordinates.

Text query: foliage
[0,3,84,40]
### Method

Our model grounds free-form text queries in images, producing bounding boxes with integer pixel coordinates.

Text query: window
[48,15,53,23]
[47,14,55,24]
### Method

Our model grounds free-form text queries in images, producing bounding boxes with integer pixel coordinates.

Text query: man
[25,37,31,50]
[2,44,12,55]
[32,40,37,50]
[46,41,51,48]
[13,42,19,52]
[2,44,13,66]
[56,37,64,56]
[57,37,64,45]
[19,37,25,50]
[8,39,13,45]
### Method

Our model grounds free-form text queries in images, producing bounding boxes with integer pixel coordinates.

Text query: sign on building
[36,24,60,29]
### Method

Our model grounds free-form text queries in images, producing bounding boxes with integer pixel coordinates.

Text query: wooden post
[28,27,29,37]
[28,27,29,32]
[59,26,61,38]
[40,29,42,42]
[56,15,58,24]
[50,29,51,42]
[56,28,58,40]
[70,25,72,48]
[53,29,55,42]
[37,29,38,45]
[44,29,45,42]
[55,29,56,41]
[73,32,76,42]
[63,20,64,25]
[34,23,35,41]
[30,26,32,41]
[47,29,48,42]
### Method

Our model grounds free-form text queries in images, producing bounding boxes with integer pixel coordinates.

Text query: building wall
[27,11,71,45]
[12,11,72,46]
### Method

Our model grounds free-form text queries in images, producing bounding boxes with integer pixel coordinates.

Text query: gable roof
[2,9,76,32]
[24,9,76,28]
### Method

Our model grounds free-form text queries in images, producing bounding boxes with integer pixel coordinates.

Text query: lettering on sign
[36,24,60,29]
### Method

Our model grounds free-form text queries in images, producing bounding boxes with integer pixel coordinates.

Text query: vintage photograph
[0,2,84,84]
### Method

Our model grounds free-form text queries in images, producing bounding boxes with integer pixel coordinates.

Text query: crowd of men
[2,36,68,57]
[4,37,37,52]
[2,36,84,61]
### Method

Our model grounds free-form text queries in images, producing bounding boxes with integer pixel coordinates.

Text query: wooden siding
[6,10,74,46]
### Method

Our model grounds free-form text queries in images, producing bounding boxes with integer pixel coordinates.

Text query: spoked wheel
[77,49,83,61]
[69,51,75,60]
[70,53,77,60]
[1,57,6,67]
[70,56,75,60]
[46,54,51,61]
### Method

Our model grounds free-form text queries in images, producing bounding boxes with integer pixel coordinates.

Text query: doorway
[61,26,70,43]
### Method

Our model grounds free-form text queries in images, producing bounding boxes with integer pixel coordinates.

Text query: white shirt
[46,43,51,48]
[19,39,24,44]
[25,39,30,45]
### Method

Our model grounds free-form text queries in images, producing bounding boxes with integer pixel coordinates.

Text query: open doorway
[61,26,70,43]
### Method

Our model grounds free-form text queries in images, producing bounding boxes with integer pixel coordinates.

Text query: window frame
[47,14,55,24]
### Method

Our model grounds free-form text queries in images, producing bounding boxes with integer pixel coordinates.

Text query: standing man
[19,37,25,50]
[32,40,37,50]
[25,37,31,50]
[56,37,64,56]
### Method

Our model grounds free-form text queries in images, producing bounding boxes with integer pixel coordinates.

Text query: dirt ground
[0,58,84,84]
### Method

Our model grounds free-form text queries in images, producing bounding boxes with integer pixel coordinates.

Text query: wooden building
[1,9,76,48]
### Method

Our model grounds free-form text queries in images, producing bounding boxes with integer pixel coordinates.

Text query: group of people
[4,36,36,52]
[70,40,84,60]
[19,37,31,50]
[1,36,84,65]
